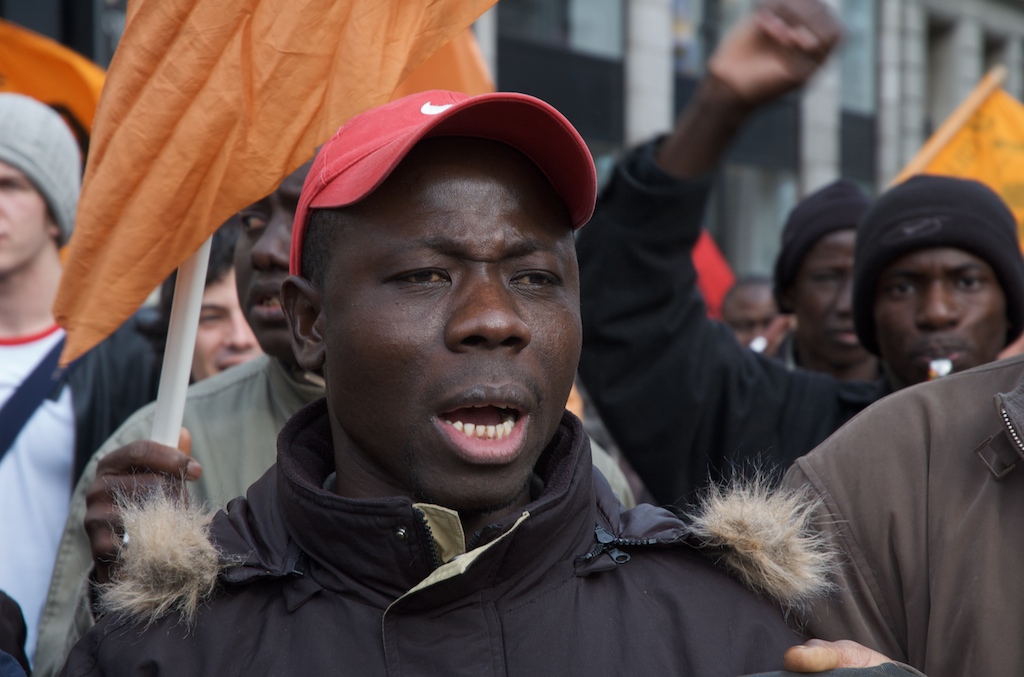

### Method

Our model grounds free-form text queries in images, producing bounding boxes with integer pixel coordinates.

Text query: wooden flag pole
[890,64,1008,187]
[149,237,212,447]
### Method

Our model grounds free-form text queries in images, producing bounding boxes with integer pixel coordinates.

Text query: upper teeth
[445,412,516,440]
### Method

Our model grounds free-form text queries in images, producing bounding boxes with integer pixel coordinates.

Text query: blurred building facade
[6,0,1024,274]
[477,0,1024,274]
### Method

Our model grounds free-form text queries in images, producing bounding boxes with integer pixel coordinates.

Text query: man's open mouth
[441,405,520,441]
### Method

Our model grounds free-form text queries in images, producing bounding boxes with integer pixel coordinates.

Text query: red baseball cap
[290,89,597,275]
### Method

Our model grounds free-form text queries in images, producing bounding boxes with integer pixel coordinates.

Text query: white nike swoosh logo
[420,102,454,115]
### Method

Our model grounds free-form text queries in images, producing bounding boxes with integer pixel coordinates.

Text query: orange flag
[895,66,1024,244]
[54,0,497,364]
[0,20,105,142]
[394,27,494,98]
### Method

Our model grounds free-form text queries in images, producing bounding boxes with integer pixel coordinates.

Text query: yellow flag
[924,88,1024,230]
[54,0,496,364]
[899,67,1024,247]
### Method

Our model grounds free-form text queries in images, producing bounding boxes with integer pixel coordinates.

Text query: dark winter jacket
[576,142,882,507]
[62,400,840,677]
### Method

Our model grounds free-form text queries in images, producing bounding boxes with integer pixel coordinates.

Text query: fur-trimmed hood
[683,478,835,612]
[102,405,833,629]
[104,475,834,628]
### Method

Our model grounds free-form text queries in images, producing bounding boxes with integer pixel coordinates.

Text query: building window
[713,164,798,275]
[496,0,625,149]
[498,0,623,59]
[839,0,876,115]
[673,0,704,75]
[97,0,127,67]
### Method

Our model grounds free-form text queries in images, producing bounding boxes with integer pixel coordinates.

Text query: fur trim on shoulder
[100,489,221,627]
[684,477,836,613]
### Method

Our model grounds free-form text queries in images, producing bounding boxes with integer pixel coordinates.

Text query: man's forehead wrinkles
[382,232,558,257]
[882,262,987,279]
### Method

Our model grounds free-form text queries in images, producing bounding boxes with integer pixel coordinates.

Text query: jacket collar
[109,399,836,625]
[248,399,599,605]
[978,371,1024,479]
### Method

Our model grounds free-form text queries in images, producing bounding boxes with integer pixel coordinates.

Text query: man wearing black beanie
[781,173,1024,675]
[851,174,1024,389]
[772,179,878,381]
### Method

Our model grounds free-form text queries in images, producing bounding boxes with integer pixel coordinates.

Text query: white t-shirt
[0,325,75,662]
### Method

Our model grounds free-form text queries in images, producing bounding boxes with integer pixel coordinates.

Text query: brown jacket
[783,353,1024,676]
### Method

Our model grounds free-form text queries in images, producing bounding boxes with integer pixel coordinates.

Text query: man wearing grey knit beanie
[0,93,158,666]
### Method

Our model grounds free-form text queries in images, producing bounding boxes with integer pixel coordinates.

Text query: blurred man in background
[721,275,779,350]
[772,179,878,381]
[145,221,263,383]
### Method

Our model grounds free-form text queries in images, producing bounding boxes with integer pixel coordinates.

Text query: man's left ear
[281,275,326,371]
[46,217,61,245]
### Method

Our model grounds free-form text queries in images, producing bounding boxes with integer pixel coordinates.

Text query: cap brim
[291,91,596,275]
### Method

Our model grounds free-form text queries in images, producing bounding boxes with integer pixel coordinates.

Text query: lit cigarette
[928,358,953,380]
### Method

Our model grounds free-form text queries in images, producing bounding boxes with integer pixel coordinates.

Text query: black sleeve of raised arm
[576,142,871,507]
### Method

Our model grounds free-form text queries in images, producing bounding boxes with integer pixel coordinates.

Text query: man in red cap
[60,89,901,676]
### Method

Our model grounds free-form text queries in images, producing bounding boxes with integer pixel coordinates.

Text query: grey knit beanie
[0,93,81,244]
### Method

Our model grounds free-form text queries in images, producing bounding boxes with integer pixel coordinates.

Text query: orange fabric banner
[916,88,1024,242]
[0,20,105,138]
[394,28,494,98]
[54,0,496,364]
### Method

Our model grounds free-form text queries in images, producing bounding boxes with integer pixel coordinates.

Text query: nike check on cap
[290,89,597,276]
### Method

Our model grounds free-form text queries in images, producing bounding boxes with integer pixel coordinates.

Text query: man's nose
[834,274,854,315]
[917,282,959,329]
[250,216,291,270]
[225,311,260,350]
[445,277,532,352]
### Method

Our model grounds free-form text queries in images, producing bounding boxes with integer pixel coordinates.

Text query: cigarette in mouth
[928,358,953,380]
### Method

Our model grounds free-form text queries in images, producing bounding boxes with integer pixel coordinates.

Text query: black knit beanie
[773,179,870,311]
[853,174,1024,355]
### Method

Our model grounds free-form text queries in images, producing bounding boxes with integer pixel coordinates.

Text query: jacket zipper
[1001,406,1024,457]
[578,525,658,565]
[415,510,444,571]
